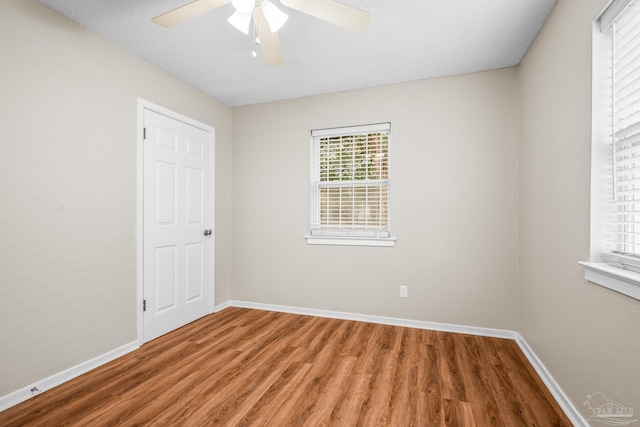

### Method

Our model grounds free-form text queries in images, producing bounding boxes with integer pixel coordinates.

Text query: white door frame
[136,98,215,346]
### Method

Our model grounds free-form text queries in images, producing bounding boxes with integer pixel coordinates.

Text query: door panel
[155,161,177,226]
[187,135,204,158]
[185,242,204,302]
[186,167,203,225]
[143,109,213,342]
[155,246,177,312]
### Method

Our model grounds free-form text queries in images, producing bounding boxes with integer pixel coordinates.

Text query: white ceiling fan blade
[228,10,252,34]
[280,0,370,33]
[254,7,284,67]
[262,0,289,33]
[152,0,231,27]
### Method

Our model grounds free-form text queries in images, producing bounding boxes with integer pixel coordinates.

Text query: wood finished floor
[1,307,571,426]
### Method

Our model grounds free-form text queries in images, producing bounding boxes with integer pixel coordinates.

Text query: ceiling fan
[152,0,371,66]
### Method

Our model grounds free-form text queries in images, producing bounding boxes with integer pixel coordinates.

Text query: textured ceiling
[38,0,557,106]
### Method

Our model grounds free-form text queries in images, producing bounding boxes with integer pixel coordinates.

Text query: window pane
[608,5,640,256]
[319,133,389,182]
[318,186,388,230]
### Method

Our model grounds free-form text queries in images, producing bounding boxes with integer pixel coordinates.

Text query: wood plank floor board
[267,340,353,425]
[385,328,419,426]
[479,350,534,426]
[451,334,503,427]
[235,361,312,426]
[327,372,372,426]
[354,326,405,426]
[0,308,572,426]
[337,320,369,358]
[351,322,385,375]
[290,317,331,350]
[297,355,357,426]
[443,399,477,427]
[439,333,468,403]
[422,342,445,426]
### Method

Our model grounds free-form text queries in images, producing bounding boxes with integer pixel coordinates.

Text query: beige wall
[232,69,519,330]
[5,0,638,419]
[518,0,640,415]
[0,0,232,396]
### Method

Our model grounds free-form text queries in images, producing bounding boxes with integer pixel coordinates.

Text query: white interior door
[143,108,213,342]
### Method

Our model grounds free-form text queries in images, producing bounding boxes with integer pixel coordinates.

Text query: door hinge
[143,128,147,140]
[143,299,146,312]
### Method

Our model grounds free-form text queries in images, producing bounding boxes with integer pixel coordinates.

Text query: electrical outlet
[400,285,408,298]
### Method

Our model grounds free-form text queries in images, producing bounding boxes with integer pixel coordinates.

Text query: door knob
[204,229,212,236]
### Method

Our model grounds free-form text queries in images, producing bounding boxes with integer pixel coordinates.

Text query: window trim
[582,0,640,300]
[306,122,395,247]
[305,236,396,247]
[579,262,640,300]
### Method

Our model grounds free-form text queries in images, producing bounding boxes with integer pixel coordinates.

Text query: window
[307,123,394,246]
[600,0,640,265]
[582,0,640,300]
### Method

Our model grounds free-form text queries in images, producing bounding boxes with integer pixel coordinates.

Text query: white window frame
[581,0,640,300]
[306,123,395,247]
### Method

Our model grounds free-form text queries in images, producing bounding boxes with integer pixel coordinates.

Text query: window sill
[578,261,640,300]
[306,236,396,247]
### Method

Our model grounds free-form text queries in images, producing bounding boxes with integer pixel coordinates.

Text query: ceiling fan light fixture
[231,0,255,14]
[261,0,288,33]
[227,10,252,34]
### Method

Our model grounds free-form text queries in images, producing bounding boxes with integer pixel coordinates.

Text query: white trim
[0,341,138,412]
[305,236,395,247]
[136,99,216,346]
[590,18,612,263]
[228,300,517,339]
[311,122,391,137]
[208,127,217,314]
[579,261,640,300]
[214,300,232,312]
[136,100,145,347]
[515,335,588,426]
[138,99,216,133]
[599,0,635,32]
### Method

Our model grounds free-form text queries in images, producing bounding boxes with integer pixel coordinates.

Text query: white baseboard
[0,341,138,412]
[213,300,232,312]
[515,335,587,426]
[229,300,518,339]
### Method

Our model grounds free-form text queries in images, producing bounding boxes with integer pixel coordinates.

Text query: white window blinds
[309,123,391,240]
[602,0,640,267]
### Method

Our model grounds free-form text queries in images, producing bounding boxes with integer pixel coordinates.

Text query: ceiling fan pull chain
[251,8,258,58]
